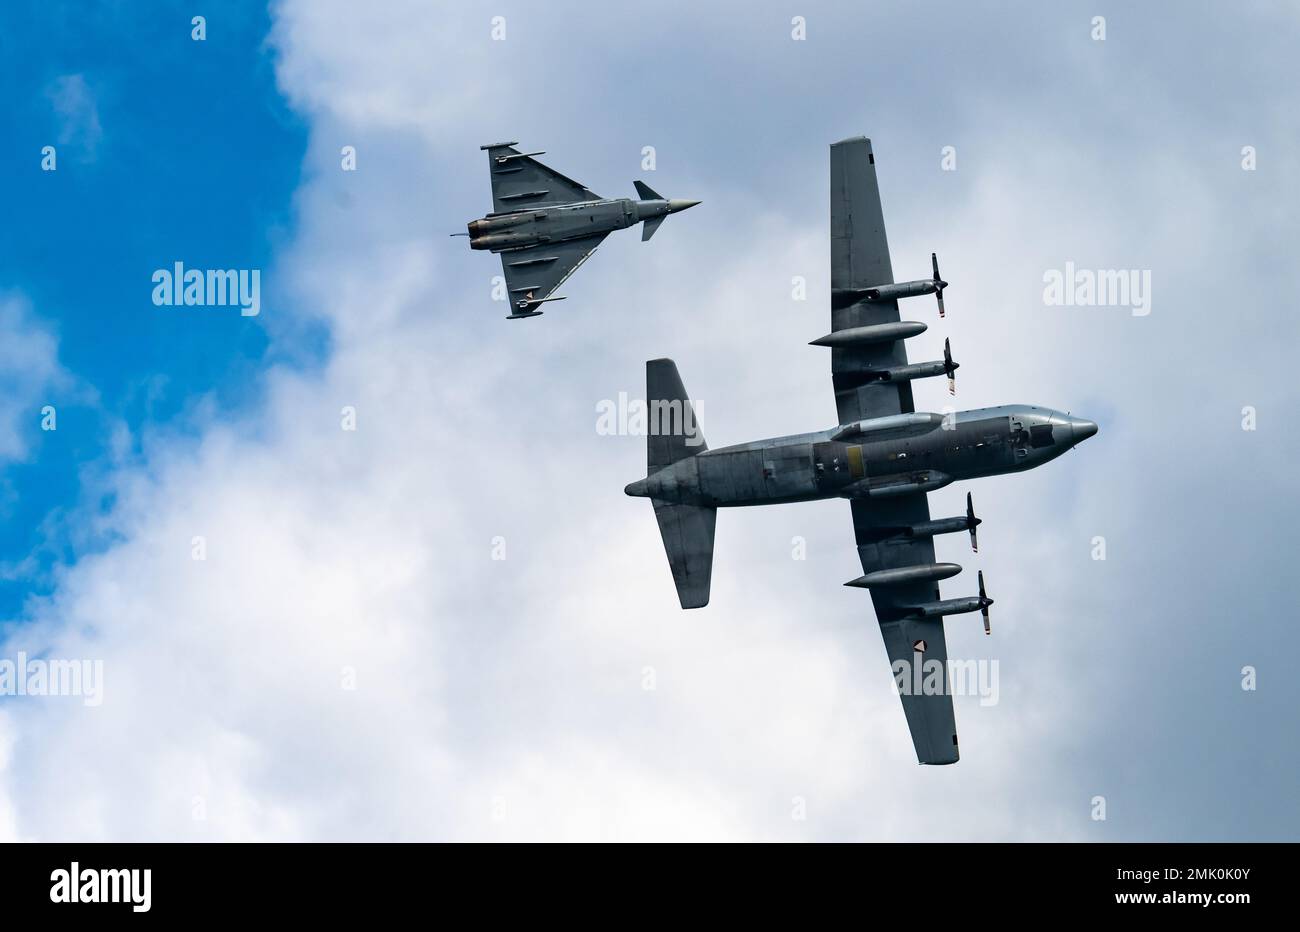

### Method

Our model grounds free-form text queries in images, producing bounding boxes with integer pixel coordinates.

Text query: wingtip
[920,749,960,766]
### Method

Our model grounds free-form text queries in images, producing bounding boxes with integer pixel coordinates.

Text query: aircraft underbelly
[940,416,1017,478]
[698,444,820,506]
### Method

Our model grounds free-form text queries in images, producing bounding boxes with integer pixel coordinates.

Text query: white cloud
[0,230,1075,841]
[0,294,71,467]
[46,74,103,161]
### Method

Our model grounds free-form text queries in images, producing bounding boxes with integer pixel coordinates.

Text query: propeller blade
[931,254,947,317]
[966,492,979,552]
[978,570,991,635]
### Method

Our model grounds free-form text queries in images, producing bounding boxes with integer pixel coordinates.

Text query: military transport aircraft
[461,142,699,319]
[625,137,1097,765]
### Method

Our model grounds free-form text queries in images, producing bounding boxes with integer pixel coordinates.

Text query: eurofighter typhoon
[463,142,699,319]
[626,137,1098,765]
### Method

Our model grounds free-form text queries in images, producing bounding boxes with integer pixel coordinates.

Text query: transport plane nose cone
[667,199,701,214]
[1070,418,1099,444]
[624,478,650,497]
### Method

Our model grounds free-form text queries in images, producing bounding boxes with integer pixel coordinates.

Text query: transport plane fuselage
[626,405,1099,507]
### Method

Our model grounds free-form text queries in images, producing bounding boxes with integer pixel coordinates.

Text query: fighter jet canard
[461,142,700,319]
[625,137,1098,766]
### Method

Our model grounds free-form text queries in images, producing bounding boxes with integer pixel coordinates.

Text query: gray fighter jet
[625,137,1097,765]
[464,142,699,319]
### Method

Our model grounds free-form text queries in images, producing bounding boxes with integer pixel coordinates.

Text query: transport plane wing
[830,137,968,764]
[826,137,954,423]
[850,496,960,765]
[829,137,911,423]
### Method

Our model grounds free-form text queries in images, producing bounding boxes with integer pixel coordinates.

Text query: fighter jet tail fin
[641,216,666,242]
[634,180,663,201]
[652,500,716,609]
[646,358,707,471]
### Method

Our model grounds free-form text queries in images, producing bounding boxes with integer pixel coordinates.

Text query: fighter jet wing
[482,143,602,213]
[828,137,914,424]
[497,233,608,314]
[851,496,961,765]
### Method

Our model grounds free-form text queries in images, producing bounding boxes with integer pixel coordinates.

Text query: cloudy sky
[0,0,1296,841]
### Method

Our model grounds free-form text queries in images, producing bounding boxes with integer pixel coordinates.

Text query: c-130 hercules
[463,142,699,319]
[626,137,1097,765]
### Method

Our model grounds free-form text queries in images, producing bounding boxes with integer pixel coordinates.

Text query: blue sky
[0,1,1297,841]
[0,2,306,617]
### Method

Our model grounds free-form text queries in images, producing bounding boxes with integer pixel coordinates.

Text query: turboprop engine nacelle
[855,359,946,385]
[861,279,939,302]
[832,254,948,316]
[908,595,985,618]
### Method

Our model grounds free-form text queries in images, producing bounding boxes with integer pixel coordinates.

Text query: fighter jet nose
[1070,418,1099,444]
[625,478,650,497]
[667,199,701,214]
